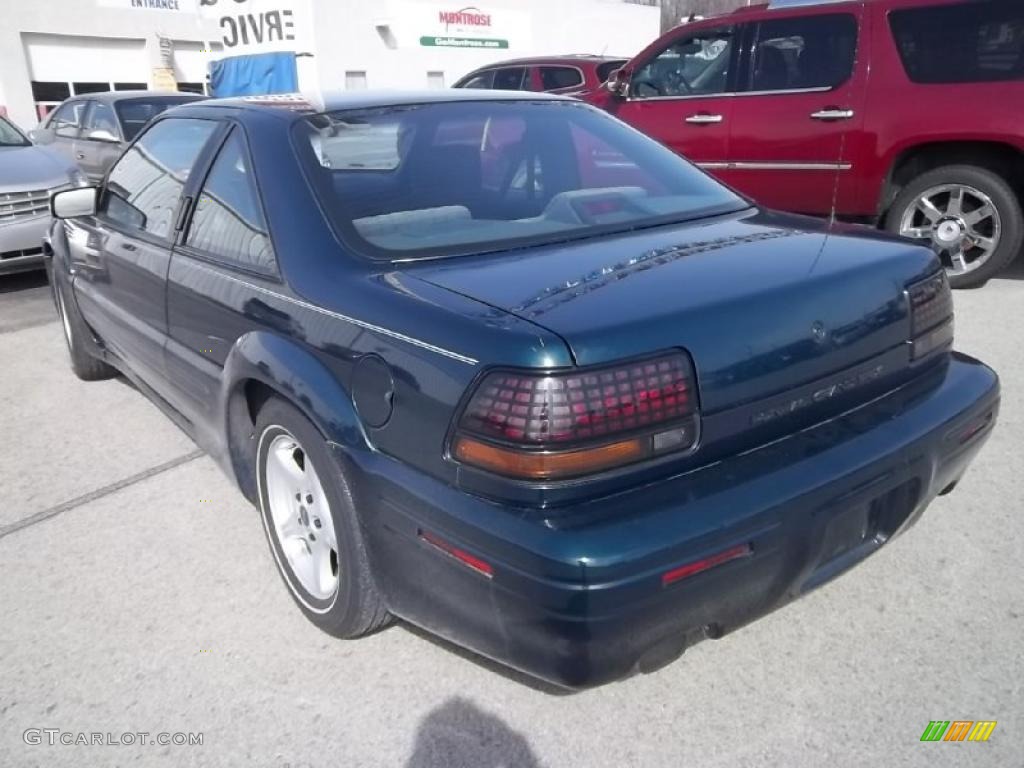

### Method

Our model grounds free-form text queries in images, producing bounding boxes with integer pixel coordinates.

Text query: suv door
[610,25,739,172]
[724,9,867,215]
[67,117,220,390]
[77,101,125,182]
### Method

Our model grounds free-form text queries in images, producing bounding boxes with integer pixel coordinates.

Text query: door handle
[810,109,854,121]
[685,114,724,125]
[75,152,86,159]
[120,242,137,252]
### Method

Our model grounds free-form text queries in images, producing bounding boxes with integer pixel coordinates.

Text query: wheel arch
[221,331,370,503]
[878,140,1024,224]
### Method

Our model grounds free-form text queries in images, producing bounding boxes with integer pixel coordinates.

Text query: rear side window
[540,66,584,90]
[890,0,1024,84]
[492,67,528,90]
[103,118,216,238]
[186,128,275,271]
[749,14,858,92]
[116,97,199,141]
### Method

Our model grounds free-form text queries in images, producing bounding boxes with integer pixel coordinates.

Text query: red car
[454,55,628,96]
[585,0,1024,287]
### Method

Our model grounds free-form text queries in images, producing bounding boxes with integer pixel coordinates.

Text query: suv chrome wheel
[899,184,1001,278]
[264,432,340,601]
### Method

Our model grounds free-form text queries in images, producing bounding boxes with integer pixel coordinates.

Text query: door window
[185,128,275,271]
[83,102,120,140]
[749,14,858,92]
[632,28,736,98]
[50,101,87,138]
[492,67,528,91]
[103,118,217,238]
[890,0,1024,84]
[540,66,584,90]
[460,70,495,89]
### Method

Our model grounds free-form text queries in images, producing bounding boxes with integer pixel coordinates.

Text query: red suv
[454,56,629,96]
[585,0,1024,287]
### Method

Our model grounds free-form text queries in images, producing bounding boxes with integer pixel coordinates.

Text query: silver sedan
[0,115,83,275]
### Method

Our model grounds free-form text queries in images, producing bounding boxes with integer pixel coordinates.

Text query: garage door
[23,33,147,83]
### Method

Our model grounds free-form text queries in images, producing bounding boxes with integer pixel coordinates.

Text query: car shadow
[405,697,544,768]
[0,270,48,294]
[396,621,573,697]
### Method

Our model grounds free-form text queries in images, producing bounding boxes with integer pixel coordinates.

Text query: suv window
[103,118,217,238]
[186,128,275,271]
[596,60,628,83]
[632,27,735,98]
[540,66,584,90]
[750,14,857,92]
[83,101,120,139]
[116,97,199,142]
[493,67,529,90]
[50,101,87,138]
[890,0,1024,84]
[460,70,495,89]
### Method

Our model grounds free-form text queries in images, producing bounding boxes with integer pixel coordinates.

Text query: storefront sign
[96,0,195,10]
[199,0,311,52]
[393,4,525,50]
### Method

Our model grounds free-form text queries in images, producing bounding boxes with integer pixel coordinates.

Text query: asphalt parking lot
[1,264,1022,768]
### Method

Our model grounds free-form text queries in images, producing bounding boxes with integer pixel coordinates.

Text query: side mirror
[51,187,98,219]
[29,127,54,145]
[605,68,631,98]
[86,129,119,143]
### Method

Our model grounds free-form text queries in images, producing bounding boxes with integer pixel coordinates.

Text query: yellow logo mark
[968,721,998,742]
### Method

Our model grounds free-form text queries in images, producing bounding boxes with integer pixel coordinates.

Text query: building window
[427,71,446,89]
[177,82,206,95]
[114,82,148,91]
[72,82,110,96]
[345,71,368,90]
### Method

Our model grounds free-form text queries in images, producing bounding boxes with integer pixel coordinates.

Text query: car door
[458,69,495,89]
[723,9,868,215]
[610,24,740,173]
[67,116,221,392]
[76,101,125,182]
[37,100,87,165]
[165,125,278,424]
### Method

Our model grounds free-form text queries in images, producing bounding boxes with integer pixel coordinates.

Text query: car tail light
[907,271,954,360]
[452,352,700,480]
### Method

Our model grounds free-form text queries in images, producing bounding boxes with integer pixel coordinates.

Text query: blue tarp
[209,52,298,97]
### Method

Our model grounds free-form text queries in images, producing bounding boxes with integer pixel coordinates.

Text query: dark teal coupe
[45,91,998,688]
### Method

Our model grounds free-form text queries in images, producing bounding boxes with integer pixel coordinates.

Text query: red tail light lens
[907,271,954,360]
[452,352,700,480]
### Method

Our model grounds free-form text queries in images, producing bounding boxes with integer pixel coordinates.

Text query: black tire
[50,270,118,381]
[886,164,1024,289]
[254,397,390,638]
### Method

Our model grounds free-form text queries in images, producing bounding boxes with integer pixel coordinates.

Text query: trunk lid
[406,210,939,418]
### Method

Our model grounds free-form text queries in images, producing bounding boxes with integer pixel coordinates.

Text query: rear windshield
[294,100,745,260]
[116,97,200,141]
[890,0,1024,84]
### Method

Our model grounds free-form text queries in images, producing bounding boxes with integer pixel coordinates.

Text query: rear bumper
[0,215,49,275]
[343,353,999,689]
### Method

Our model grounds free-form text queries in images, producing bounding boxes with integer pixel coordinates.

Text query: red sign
[439,7,491,28]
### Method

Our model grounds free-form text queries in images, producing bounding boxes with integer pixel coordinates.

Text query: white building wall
[0,0,659,129]
[0,0,219,129]
[307,0,659,91]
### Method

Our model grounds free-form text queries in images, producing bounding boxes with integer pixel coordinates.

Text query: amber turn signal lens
[453,436,646,480]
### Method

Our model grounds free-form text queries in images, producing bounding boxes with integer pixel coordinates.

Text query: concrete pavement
[1,266,1022,768]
